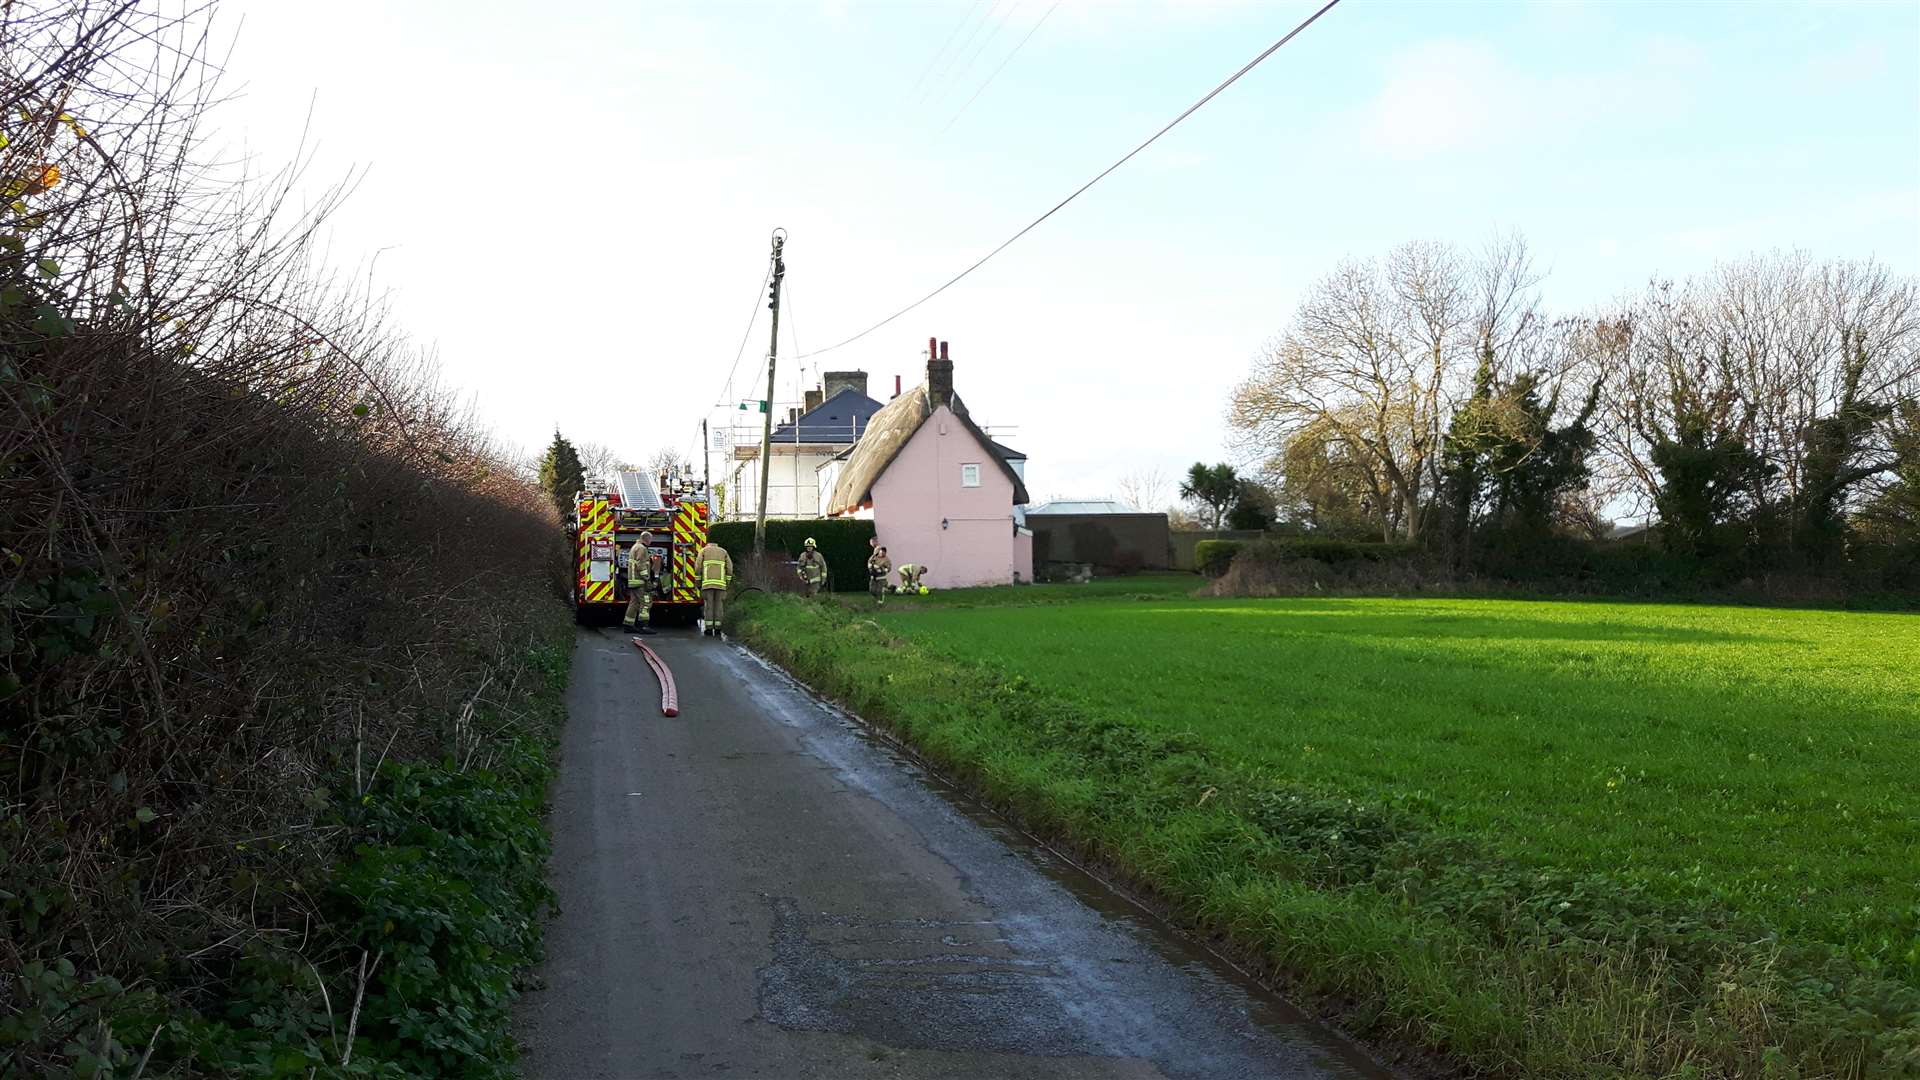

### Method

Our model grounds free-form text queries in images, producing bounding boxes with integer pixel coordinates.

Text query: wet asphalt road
[512,627,1392,1080]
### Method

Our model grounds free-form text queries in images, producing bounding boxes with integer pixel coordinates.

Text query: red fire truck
[572,469,712,626]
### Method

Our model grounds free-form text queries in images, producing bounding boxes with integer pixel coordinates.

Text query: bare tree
[1231,238,1540,541]
[648,446,691,483]
[1116,465,1172,513]
[1593,254,1917,552]
[576,439,638,479]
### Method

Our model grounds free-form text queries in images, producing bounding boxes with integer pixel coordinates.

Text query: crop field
[884,590,1919,948]
[747,581,1920,1075]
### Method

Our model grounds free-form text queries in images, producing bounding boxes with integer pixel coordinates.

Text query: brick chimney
[928,339,954,411]
[803,387,823,414]
[822,370,868,402]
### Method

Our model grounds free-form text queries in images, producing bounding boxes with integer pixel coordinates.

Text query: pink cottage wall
[870,405,1031,589]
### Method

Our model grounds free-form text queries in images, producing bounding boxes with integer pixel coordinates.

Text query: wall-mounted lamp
[941,517,950,530]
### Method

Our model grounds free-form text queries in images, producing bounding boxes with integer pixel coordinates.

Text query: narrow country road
[512,628,1393,1080]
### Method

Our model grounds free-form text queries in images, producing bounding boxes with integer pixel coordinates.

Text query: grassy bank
[735,589,1919,1078]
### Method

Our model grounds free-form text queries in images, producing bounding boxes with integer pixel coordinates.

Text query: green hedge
[1194,539,1243,577]
[1272,538,1421,564]
[1197,537,1422,577]
[708,518,877,592]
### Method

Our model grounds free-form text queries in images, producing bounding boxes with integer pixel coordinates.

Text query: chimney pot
[927,340,955,411]
[893,374,902,398]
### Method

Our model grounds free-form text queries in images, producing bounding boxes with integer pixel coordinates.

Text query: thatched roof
[825,384,1029,515]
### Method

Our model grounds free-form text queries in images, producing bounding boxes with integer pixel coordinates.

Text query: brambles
[1,3,569,1075]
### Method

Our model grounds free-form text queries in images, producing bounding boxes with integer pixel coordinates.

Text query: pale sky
[218,0,1919,505]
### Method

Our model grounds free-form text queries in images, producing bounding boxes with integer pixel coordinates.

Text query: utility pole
[753,229,786,554]
[701,418,711,497]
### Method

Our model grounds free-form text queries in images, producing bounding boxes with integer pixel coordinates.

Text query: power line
[942,0,1021,104]
[906,0,986,103]
[714,263,772,409]
[916,0,1005,107]
[801,0,1344,360]
[696,262,774,477]
[784,278,804,374]
[940,0,1061,136]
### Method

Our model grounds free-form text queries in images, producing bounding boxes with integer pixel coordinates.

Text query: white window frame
[960,463,982,488]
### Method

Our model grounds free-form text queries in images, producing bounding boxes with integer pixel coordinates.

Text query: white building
[721,371,884,520]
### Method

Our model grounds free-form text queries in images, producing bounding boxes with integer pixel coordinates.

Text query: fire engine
[572,469,712,626]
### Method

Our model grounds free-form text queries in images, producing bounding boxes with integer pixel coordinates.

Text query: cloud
[1348,35,1708,161]
[1356,40,1504,160]
[1802,40,1891,87]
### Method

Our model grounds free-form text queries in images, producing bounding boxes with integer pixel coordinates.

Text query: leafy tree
[1226,480,1276,530]
[1853,398,1920,544]
[538,430,585,520]
[1793,332,1896,559]
[1179,463,1240,530]
[1438,331,1601,563]
[1650,418,1772,558]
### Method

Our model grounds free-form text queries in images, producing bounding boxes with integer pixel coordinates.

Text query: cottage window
[960,463,981,488]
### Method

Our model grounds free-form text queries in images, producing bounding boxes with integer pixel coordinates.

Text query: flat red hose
[632,638,679,717]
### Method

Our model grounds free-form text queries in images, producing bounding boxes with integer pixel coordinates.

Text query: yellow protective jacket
[627,542,658,588]
[797,549,828,584]
[698,542,733,589]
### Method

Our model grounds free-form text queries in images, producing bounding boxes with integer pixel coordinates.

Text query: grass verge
[734,592,1919,1079]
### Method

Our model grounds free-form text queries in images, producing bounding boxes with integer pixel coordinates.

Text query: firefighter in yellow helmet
[624,532,660,635]
[866,543,891,605]
[896,562,926,593]
[697,537,734,636]
[796,537,828,597]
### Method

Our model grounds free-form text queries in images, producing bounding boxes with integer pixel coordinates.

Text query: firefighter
[623,532,660,635]
[698,537,733,636]
[867,545,891,605]
[897,562,926,592]
[796,537,828,597]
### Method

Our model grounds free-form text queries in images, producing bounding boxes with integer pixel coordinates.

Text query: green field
[886,589,1919,946]
[744,581,1920,1077]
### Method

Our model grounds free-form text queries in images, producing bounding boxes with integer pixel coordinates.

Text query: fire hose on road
[632,638,679,717]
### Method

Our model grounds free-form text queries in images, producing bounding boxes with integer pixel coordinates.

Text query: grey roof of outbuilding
[825,383,1029,515]
[1025,499,1143,515]
[769,387,884,444]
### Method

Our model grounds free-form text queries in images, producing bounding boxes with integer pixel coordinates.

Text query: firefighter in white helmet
[796,537,828,597]
[624,531,661,636]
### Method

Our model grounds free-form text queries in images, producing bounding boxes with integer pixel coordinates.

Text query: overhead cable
[941,0,1062,136]
[800,0,1344,360]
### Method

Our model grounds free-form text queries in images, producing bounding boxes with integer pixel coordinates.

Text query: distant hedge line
[1194,538,1421,577]
[708,519,877,592]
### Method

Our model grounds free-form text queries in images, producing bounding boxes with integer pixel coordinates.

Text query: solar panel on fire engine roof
[614,470,663,511]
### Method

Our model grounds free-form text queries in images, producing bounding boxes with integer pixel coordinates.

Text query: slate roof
[825,383,1030,515]
[769,386,884,445]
